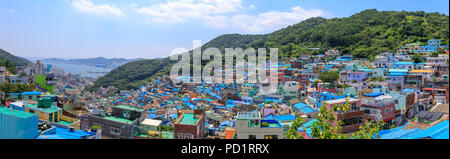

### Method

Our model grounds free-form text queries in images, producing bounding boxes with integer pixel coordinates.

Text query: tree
[0,83,36,98]
[431,52,439,57]
[19,72,27,77]
[412,53,424,63]
[319,71,339,84]
[285,115,305,139]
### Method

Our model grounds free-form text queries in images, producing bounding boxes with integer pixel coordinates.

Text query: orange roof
[409,70,433,73]
[225,128,236,139]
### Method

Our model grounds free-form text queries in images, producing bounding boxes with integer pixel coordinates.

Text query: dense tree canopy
[412,53,424,63]
[319,71,340,84]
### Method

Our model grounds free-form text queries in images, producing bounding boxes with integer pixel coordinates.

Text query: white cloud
[136,0,324,33]
[71,0,124,17]
[8,9,15,14]
[229,6,325,33]
[136,0,243,23]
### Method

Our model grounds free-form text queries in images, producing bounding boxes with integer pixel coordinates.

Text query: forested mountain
[41,57,143,69]
[250,9,449,58]
[0,49,32,66]
[87,9,449,91]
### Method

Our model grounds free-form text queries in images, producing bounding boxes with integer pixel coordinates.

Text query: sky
[0,0,448,59]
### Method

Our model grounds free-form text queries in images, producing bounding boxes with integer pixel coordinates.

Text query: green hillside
[250,9,449,58]
[0,49,32,66]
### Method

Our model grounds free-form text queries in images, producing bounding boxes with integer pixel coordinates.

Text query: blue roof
[394,61,414,65]
[293,103,318,114]
[225,104,235,108]
[387,73,407,76]
[407,120,449,139]
[219,120,235,127]
[379,128,422,139]
[389,69,409,73]
[265,115,296,121]
[38,127,95,139]
[402,88,415,93]
[298,119,318,137]
[205,98,213,102]
[301,106,318,114]
[294,103,308,109]
[23,91,41,95]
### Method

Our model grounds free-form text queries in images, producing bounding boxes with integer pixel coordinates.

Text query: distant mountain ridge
[0,49,32,66]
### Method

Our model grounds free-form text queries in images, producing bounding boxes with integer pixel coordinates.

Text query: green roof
[179,113,198,125]
[25,104,61,114]
[0,106,36,118]
[114,105,143,112]
[103,116,134,124]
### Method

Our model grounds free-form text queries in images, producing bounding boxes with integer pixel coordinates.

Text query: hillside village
[1,39,448,139]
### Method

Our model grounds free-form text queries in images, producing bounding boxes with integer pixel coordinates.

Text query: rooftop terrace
[237,111,260,120]
[25,104,61,114]
[179,113,199,125]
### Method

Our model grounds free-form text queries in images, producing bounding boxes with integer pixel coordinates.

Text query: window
[111,127,121,135]
[351,103,357,110]
[29,96,33,100]
[49,113,53,122]
[54,112,58,122]
[249,135,256,139]
[178,133,194,139]
[385,109,389,114]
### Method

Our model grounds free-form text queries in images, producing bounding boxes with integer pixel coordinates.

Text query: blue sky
[0,0,448,59]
